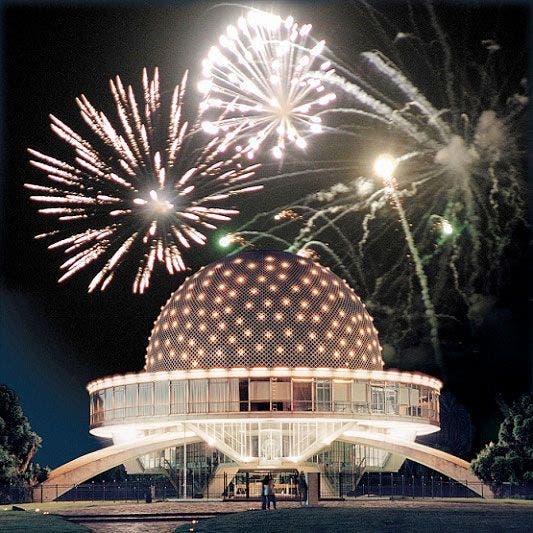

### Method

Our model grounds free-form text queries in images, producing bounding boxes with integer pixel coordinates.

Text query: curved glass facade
[90,375,439,427]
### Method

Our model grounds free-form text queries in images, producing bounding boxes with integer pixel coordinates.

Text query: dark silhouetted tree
[472,394,533,485]
[0,384,48,484]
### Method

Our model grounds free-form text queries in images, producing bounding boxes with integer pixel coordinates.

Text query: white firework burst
[26,68,262,294]
[198,9,336,160]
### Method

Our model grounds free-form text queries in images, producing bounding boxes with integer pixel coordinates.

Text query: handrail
[90,400,440,426]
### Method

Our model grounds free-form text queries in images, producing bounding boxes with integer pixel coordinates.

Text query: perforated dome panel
[145,250,384,371]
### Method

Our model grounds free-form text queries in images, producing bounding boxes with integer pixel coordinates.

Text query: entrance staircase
[319,457,366,498]
[205,463,239,499]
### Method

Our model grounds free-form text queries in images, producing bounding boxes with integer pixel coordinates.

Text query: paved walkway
[56,499,532,533]
[57,500,302,532]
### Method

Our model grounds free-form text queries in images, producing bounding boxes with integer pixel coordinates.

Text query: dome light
[144,251,384,372]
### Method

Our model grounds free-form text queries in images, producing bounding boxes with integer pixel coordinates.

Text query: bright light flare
[373,154,397,182]
[198,9,335,159]
[218,233,250,248]
[219,235,232,248]
[441,219,453,236]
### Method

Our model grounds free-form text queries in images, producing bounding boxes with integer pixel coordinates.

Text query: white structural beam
[34,432,199,502]
[341,429,493,498]
[186,422,249,464]
[289,421,357,463]
[34,427,493,501]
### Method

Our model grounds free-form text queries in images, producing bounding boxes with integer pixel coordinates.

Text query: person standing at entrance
[297,471,308,506]
[267,475,277,510]
[261,474,270,510]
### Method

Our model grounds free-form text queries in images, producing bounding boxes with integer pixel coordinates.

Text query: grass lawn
[4,500,143,512]
[0,510,89,532]
[175,504,533,532]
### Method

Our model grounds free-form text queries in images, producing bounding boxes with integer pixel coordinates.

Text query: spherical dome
[145,251,383,372]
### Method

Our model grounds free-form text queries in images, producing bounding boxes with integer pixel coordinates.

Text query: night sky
[1,1,530,468]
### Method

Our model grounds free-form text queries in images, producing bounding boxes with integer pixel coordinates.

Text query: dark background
[1,0,530,467]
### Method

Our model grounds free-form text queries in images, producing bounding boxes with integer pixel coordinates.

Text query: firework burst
[198,9,336,160]
[26,69,262,293]
[219,4,526,365]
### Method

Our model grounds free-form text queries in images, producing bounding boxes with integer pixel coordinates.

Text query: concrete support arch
[34,429,492,501]
[35,432,198,502]
[341,429,493,498]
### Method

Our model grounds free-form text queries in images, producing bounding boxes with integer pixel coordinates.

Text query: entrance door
[231,470,299,499]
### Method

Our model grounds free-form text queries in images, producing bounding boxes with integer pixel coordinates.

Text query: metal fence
[0,474,300,504]
[1,474,532,504]
[319,472,533,500]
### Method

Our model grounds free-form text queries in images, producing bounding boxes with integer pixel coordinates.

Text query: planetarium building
[40,251,489,500]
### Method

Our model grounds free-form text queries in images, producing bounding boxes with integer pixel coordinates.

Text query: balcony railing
[90,398,439,426]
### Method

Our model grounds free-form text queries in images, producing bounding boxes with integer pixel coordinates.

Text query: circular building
[85,250,443,498]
